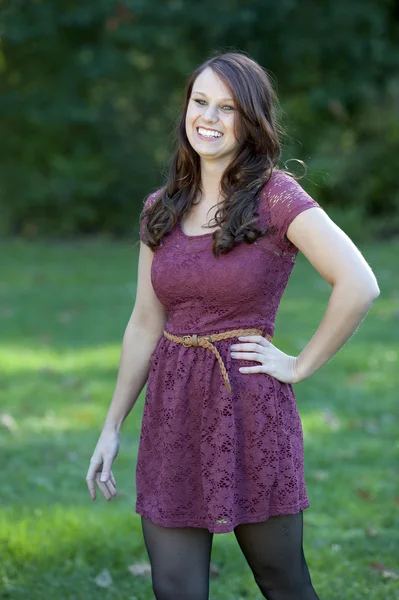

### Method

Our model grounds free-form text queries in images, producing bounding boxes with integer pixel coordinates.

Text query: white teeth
[198,127,223,138]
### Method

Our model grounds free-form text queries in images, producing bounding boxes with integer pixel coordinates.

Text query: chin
[189,142,216,157]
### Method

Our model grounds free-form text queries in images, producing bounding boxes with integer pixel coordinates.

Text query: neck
[199,157,229,204]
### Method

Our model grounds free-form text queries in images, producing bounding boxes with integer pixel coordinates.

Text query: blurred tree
[0,0,398,237]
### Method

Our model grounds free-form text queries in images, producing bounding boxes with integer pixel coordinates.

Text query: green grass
[0,238,398,600]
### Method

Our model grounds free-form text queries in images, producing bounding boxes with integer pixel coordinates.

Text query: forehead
[192,67,233,99]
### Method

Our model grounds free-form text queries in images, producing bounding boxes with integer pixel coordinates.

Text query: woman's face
[185,67,239,165]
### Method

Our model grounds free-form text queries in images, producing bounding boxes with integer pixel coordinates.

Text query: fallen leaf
[209,562,220,577]
[310,470,329,481]
[364,527,378,538]
[355,489,375,501]
[370,563,399,579]
[0,413,19,432]
[128,562,151,576]
[95,569,113,588]
[382,569,399,580]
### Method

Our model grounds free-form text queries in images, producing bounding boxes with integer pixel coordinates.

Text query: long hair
[139,51,288,257]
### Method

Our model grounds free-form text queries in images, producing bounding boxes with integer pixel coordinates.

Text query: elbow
[359,280,381,303]
[336,276,381,302]
[360,281,380,303]
[370,284,381,301]
[367,276,381,301]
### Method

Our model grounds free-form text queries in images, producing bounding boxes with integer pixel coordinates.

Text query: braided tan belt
[163,328,272,393]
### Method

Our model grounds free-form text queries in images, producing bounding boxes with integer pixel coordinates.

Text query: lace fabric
[135,170,323,534]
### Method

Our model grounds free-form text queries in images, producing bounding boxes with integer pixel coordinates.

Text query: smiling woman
[87,51,379,600]
[137,52,283,255]
[185,71,237,161]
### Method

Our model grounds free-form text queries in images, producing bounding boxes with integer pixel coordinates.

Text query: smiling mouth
[197,127,223,140]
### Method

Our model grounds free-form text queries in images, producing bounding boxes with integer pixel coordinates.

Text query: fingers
[236,365,264,373]
[237,335,270,346]
[95,472,110,500]
[231,341,269,354]
[87,480,96,500]
[100,469,117,499]
[86,460,101,500]
[86,460,117,501]
[95,472,117,501]
[109,471,117,487]
[231,351,263,362]
[106,478,117,498]
[100,455,115,483]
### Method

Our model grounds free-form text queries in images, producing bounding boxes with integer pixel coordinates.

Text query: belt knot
[163,327,271,393]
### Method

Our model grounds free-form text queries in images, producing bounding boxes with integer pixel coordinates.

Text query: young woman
[86,52,380,599]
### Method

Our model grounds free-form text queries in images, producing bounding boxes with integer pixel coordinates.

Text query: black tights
[141,511,320,600]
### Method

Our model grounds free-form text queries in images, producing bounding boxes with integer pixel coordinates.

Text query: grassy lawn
[0,238,398,600]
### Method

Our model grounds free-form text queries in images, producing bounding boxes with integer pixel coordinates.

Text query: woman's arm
[286,207,380,382]
[86,241,167,499]
[102,241,168,433]
[102,319,162,433]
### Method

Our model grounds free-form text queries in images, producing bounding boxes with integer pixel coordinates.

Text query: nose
[202,103,218,123]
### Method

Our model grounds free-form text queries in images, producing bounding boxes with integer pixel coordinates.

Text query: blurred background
[1,2,398,600]
[1,0,399,240]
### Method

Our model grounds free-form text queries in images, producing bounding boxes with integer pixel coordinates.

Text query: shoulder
[139,188,164,242]
[260,169,321,210]
[258,169,323,245]
[261,169,307,198]
[142,187,163,211]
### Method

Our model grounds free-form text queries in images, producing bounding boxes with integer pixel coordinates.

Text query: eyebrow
[192,90,234,102]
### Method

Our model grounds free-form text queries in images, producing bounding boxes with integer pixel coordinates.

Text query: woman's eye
[193,99,234,111]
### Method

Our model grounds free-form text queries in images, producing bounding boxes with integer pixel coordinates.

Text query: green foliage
[0,0,398,237]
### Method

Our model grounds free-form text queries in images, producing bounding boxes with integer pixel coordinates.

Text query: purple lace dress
[135,170,322,534]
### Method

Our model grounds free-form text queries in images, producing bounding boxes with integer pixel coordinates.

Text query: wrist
[102,420,122,435]
[293,356,311,383]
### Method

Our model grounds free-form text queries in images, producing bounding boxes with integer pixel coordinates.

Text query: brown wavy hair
[138,51,289,257]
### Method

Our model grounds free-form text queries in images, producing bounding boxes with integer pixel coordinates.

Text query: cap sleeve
[139,189,162,241]
[262,171,322,247]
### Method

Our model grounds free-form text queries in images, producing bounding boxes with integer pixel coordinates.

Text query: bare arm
[86,240,167,500]
[287,207,380,381]
[102,241,168,433]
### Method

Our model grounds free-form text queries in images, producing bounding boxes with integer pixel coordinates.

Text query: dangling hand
[230,335,302,384]
[86,428,119,501]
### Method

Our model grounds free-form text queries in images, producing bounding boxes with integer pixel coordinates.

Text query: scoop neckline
[178,218,217,239]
